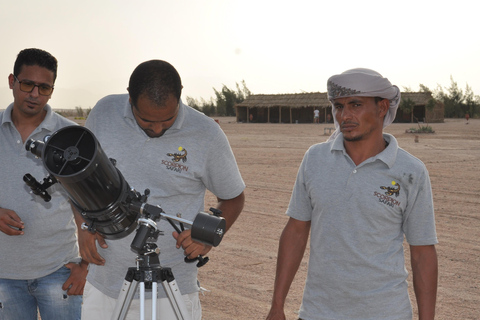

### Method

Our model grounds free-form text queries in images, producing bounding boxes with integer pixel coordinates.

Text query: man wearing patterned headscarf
[267,68,438,320]
[327,68,401,141]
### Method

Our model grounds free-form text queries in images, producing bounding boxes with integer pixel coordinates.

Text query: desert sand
[196,117,479,319]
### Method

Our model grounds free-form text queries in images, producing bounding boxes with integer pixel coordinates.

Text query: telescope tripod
[108,195,219,320]
[111,244,190,320]
[111,197,195,320]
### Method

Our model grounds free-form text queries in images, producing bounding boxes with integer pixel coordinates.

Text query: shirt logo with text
[162,147,189,173]
[373,181,401,208]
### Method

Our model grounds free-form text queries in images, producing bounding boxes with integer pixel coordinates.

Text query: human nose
[339,106,353,121]
[155,122,167,131]
[28,86,40,98]
[149,122,167,135]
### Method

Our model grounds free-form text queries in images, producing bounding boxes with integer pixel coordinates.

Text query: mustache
[340,121,359,126]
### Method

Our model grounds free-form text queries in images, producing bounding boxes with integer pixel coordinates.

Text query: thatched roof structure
[237,92,330,108]
[235,91,444,124]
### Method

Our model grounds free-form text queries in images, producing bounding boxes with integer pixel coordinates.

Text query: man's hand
[0,208,24,236]
[266,308,286,320]
[172,229,212,259]
[72,202,107,265]
[78,230,108,265]
[62,260,88,295]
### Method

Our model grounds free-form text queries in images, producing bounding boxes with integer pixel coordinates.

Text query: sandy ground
[195,117,480,319]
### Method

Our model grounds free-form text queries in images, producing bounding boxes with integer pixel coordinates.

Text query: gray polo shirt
[85,94,245,299]
[0,104,79,279]
[288,133,437,320]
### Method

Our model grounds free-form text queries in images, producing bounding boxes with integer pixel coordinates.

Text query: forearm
[216,191,245,232]
[70,201,86,231]
[79,258,89,270]
[173,192,244,258]
[70,201,107,265]
[411,245,438,320]
[271,218,310,309]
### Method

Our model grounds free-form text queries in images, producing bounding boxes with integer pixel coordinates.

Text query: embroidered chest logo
[167,147,187,163]
[373,181,401,208]
[161,147,189,173]
[380,181,400,197]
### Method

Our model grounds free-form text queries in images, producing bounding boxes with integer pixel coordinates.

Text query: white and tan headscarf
[326,68,401,141]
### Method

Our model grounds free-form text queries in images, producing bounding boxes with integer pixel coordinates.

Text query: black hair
[13,48,58,81]
[128,60,182,107]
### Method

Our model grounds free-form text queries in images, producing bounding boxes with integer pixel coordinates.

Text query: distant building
[235,92,444,124]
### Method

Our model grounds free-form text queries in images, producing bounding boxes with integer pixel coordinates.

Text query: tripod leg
[140,282,145,320]
[161,278,190,320]
[152,282,157,320]
[111,278,139,320]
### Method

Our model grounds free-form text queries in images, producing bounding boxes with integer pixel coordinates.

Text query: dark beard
[343,134,363,142]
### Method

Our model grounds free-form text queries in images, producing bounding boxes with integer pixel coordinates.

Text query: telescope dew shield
[33,126,138,239]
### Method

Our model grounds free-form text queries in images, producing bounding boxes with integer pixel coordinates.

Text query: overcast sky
[1,0,479,109]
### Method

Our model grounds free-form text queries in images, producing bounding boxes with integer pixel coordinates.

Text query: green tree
[185,97,202,111]
[399,97,416,123]
[464,84,478,117]
[434,76,464,118]
[75,106,84,117]
[213,80,251,116]
[186,96,216,116]
[187,80,251,117]
[434,76,480,118]
[419,84,432,94]
[419,84,437,115]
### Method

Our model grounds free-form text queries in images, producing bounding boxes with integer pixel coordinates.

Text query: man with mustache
[267,68,438,320]
[0,48,86,320]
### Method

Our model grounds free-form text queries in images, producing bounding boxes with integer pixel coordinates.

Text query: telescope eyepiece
[23,173,52,202]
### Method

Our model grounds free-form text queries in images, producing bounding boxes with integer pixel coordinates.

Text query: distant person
[0,48,87,320]
[77,59,245,319]
[249,113,254,122]
[326,113,332,123]
[266,68,438,320]
[313,109,319,123]
[465,112,470,124]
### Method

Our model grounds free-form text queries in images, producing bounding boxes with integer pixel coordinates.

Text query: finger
[0,210,23,223]
[62,278,73,291]
[172,231,179,240]
[81,247,105,265]
[67,283,82,295]
[5,219,24,230]
[0,212,25,233]
[88,251,105,265]
[183,243,205,259]
[0,224,24,236]
[96,234,108,248]
[173,230,192,249]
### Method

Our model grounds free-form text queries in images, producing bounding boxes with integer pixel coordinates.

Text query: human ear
[8,74,14,89]
[379,99,390,117]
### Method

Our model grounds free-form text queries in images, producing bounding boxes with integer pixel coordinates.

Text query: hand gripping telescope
[24,126,226,247]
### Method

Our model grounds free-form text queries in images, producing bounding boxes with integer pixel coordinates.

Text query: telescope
[24,126,226,247]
